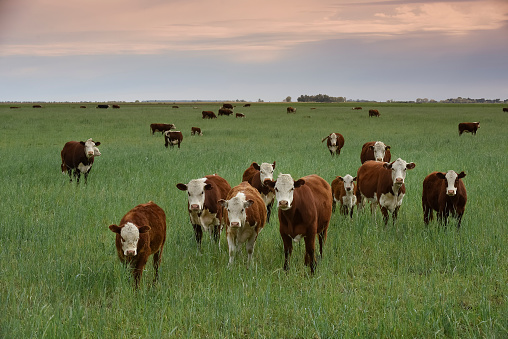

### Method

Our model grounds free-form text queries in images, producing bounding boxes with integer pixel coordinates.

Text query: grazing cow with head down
[218,108,233,116]
[112,104,120,109]
[222,103,234,109]
[422,171,467,229]
[321,133,345,156]
[176,174,231,247]
[97,104,109,109]
[331,174,357,218]
[356,158,416,225]
[286,107,296,113]
[164,130,183,148]
[503,108,508,112]
[369,109,380,117]
[109,201,166,289]
[242,161,276,222]
[458,122,480,135]
[360,141,391,163]
[219,182,266,268]
[191,127,203,136]
[202,111,217,119]
[150,123,175,135]
[243,103,251,107]
[60,138,101,184]
[265,174,332,274]
[236,113,245,118]
[352,107,362,110]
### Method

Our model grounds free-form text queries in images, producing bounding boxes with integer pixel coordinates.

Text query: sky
[0,0,507,102]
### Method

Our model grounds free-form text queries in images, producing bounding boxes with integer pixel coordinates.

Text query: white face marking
[224,192,249,228]
[77,162,92,173]
[274,174,295,210]
[83,138,97,158]
[329,133,337,146]
[259,163,275,183]
[444,170,459,196]
[93,146,101,156]
[120,222,140,256]
[342,174,355,194]
[185,178,208,211]
[373,141,387,162]
[388,158,410,186]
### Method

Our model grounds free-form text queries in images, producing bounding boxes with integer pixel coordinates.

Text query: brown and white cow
[219,182,266,268]
[191,127,203,136]
[356,158,416,225]
[369,109,380,117]
[352,107,362,110]
[60,138,101,184]
[503,108,508,112]
[218,108,233,116]
[164,130,183,148]
[109,201,166,289]
[222,103,234,109]
[202,111,217,119]
[331,174,357,218]
[150,123,175,135]
[235,113,245,118]
[242,161,276,222]
[321,133,345,157]
[286,107,296,113]
[360,141,391,163]
[422,171,467,229]
[176,174,231,246]
[458,122,480,135]
[112,104,120,109]
[264,174,332,274]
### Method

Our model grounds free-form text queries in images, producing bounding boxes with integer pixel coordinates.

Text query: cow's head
[219,192,254,228]
[81,138,100,158]
[259,162,276,185]
[109,222,150,257]
[370,141,390,162]
[322,133,337,145]
[436,170,466,196]
[264,173,305,210]
[383,158,416,186]
[176,178,212,212]
[341,174,356,193]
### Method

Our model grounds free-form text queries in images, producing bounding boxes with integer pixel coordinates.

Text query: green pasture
[0,102,506,337]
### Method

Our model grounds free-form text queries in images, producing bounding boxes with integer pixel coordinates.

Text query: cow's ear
[138,226,151,234]
[109,224,121,234]
[272,161,276,169]
[294,179,306,188]
[264,179,275,188]
[386,145,391,150]
[218,199,227,207]
[436,172,446,179]
[94,141,100,146]
[353,177,357,181]
[204,184,213,191]
[252,162,260,171]
[337,176,343,181]
[369,146,375,150]
[80,141,86,145]
[176,183,188,191]
[244,200,254,208]
[383,162,392,169]
[457,171,466,179]
[406,162,416,170]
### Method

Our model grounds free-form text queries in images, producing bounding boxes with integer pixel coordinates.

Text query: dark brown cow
[164,130,183,148]
[235,113,245,118]
[60,138,101,184]
[109,201,166,289]
[202,111,217,119]
[243,103,251,107]
[356,158,416,225]
[287,106,296,113]
[422,171,467,229]
[222,103,234,109]
[176,174,231,246]
[352,107,362,110]
[150,123,175,135]
[219,182,266,268]
[242,161,276,222]
[331,174,357,218]
[321,133,345,156]
[172,105,179,108]
[360,141,391,163]
[191,127,202,136]
[265,174,332,274]
[112,104,120,109]
[10,106,20,109]
[32,105,42,108]
[218,108,233,116]
[80,105,87,109]
[458,122,480,135]
[369,109,380,117]
[97,104,109,109]
[503,108,508,112]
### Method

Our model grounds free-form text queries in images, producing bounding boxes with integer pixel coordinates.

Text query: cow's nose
[279,200,288,207]
[346,187,351,191]
[126,250,136,257]
[190,204,199,210]
[230,221,240,228]
[447,190,456,196]
[376,158,383,161]
[395,178,403,184]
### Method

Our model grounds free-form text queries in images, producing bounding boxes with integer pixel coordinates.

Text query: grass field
[0,102,506,338]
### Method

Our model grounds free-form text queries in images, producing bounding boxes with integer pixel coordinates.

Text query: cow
[80,105,87,109]
[331,174,357,218]
[164,130,183,148]
[218,182,266,268]
[321,133,345,157]
[222,103,234,109]
[172,105,179,109]
[202,111,217,119]
[264,174,332,274]
[32,105,42,108]
[191,127,203,136]
[369,109,380,117]
[112,104,120,109]
[60,138,101,184]
[458,122,480,135]
[109,201,166,289]
[150,123,175,135]
[360,141,391,164]
[218,108,233,116]
[243,104,251,107]
[242,161,276,222]
[352,107,362,110]
[236,113,245,118]
[287,107,296,114]
[176,174,231,247]
[503,108,508,112]
[422,171,467,229]
[10,106,20,109]
[356,158,416,225]
[97,104,109,109]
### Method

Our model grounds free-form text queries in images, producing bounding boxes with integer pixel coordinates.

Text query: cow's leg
[67,167,73,182]
[193,224,203,246]
[281,233,293,271]
[266,202,273,223]
[423,205,433,225]
[177,142,181,149]
[349,206,354,218]
[380,206,389,225]
[392,206,400,224]
[456,213,463,230]
[75,169,81,184]
[304,233,317,274]
[318,228,327,258]
[83,171,89,185]
[245,234,257,269]
[227,233,237,266]
[133,260,146,289]
[212,223,221,243]
[152,250,162,283]
[332,200,336,213]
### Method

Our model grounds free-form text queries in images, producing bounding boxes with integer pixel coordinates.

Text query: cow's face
[329,133,338,146]
[219,192,254,228]
[81,138,100,158]
[109,222,150,257]
[176,178,212,212]
[370,141,390,162]
[342,174,356,193]
[265,174,305,210]
[437,170,466,196]
[383,158,416,186]
[259,162,275,184]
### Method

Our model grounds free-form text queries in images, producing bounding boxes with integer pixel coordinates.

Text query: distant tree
[285,96,292,102]
[257,98,264,103]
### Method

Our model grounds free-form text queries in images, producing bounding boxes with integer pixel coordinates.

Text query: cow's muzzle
[230,222,241,228]
[447,190,456,196]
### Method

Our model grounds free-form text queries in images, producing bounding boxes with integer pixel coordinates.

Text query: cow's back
[204,175,231,214]
[61,141,85,168]
[242,163,258,182]
[357,161,390,199]
[422,172,443,211]
[294,175,332,231]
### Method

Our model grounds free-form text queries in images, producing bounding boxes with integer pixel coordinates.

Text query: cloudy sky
[1,0,507,102]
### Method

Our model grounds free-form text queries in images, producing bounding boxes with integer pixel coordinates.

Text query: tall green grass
[0,102,506,337]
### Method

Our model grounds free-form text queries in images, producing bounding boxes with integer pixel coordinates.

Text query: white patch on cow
[199,208,217,234]
[185,178,208,211]
[83,138,97,159]
[292,234,304,242]
[77,162,92,173]
[372,141,387,162]
[329,133,337,145]
[379,191,405,213]
[259,163,275,183]
[224,192,248,228]
[274,173,296,210]
[262,191,275,207]
[444,170,459,196]
[120,222,140,256]
[329,145,338,153]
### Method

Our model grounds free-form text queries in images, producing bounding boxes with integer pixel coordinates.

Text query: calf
[150,123,175,135]
[235,113,245,118]
[369,109,380,117]
[109,201,166,289]
[422,171,467,229]
[265,174,332,274]
[60,138,101,184]
[356,158,416,225]
[202,111,217,119]
[331,174,357,218]
[360,141,391,163]
[191,127,203,136]
[242,161,276,222]
[219,182,266,268]
[458,122,480,135]
[164,130,183,148]
[176,174,231,246]
[321,133,345,156]
[286,106,296,113]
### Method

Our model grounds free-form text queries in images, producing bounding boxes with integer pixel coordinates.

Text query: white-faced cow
[321,133,345,157]
[458,122,480,136]
[164,130,183,148]
[219,182,266,268]
[356,158,416,225]
[360,141,391,163]
[242,161,276,222]
[109,201,166,289]
[331,174,357,218]
[191,127,203,136]
[422,171,467,229]
[60,138,101,184]
[176,174,231,247]
[264,174,332,274]
[287,107,296,113]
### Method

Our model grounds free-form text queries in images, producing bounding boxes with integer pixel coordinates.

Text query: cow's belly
[78,162,92,173]
[379,192,404,212]
[342,194,357,208]
[171,139,180,144]
[199,209,218,232]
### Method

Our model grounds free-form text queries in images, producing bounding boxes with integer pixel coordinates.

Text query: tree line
[296,94,346,103]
